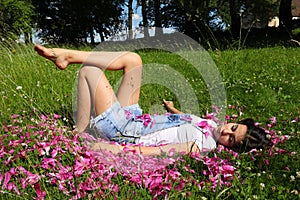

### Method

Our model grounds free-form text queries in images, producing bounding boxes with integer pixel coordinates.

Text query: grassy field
[0,41,299,199]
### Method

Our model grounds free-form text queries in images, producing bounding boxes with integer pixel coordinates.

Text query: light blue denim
[91,102,191,143]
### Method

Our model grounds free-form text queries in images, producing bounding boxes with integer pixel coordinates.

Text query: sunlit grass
[211,47,300,120]
[0,41,80,126]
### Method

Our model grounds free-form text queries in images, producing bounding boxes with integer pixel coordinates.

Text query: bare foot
[34,44,69,70]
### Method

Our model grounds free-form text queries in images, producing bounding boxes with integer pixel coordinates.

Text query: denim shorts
[90,102,191,144]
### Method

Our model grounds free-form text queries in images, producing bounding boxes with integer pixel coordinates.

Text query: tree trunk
[89,28,95,45]
[154,0,163,36]
[128,0,133,39]
[230,0,241,38]
[141,0,149,38]
[99,26,105,42]
[279,0,292,33]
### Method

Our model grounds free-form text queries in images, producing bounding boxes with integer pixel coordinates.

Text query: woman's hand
[162,99,184,114]
[162,99,174,112]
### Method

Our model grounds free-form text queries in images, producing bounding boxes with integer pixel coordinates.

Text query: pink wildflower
[284,166,290,171]
[11,114,20,119]
[39,114,48,120]
[136,114,153,127]
[53,114,61,119]
[212,105,220,113]
[196,120,213,138]
[7,182,20,195]
[267,116,277,128]
[197,120,208,128]
[265,159,270,165]
[34,183,46,199]
[231,114,238,119]
[125,110,133,119]
[2,171,12,190]
[74,159,85,177]
[291,116,299,123]
[26,172,41,185]
[41,158,57,169]
[228,104,236,109]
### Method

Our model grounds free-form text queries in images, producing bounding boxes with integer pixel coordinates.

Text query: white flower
[260,183,265,189]
[296,171,300,178]
[269,174,273,179]
[16,86,22,90]
[290,175,295,182]
[291,189,299,195]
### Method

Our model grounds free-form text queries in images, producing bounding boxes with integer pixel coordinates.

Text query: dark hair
[231,118,272,153]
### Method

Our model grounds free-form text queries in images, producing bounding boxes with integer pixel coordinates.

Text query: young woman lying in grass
[34,44,271,155]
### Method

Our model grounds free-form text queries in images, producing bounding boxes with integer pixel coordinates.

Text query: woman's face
[214,123,247,147]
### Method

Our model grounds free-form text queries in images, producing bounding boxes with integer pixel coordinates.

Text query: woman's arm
[162,99,184,114]
[91,141,200,156]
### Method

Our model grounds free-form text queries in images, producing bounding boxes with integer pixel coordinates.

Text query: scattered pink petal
[0,109,296,199]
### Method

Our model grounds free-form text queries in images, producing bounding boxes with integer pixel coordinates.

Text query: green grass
[2,43,300,125]
[213,47,300,121]
[0,41,299,199]
[0,42,79,126]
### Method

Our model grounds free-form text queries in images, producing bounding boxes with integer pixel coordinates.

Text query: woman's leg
[35,44,142,107]
[35,45,143,131]
[76,66,117,132]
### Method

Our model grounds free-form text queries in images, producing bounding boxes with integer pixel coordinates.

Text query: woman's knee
[79,66,102,77]
[124,52,143,70]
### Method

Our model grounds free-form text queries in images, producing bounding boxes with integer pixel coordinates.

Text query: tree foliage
[32,0,124,44]
[160,0,282,42]
[0,0,35,42]
[160,0,226,46]
[227,0,280,37]
[138,0,169,36]
[243,0,280,28]
[0,0,295,46]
